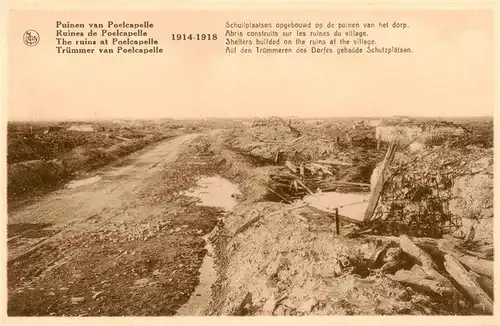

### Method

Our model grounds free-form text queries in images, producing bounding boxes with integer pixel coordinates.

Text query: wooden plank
[319,181,370,187]
[285,161,298,173]
[399,235,438,270]
[363,234,438,247]
[388,266,455,297]
[296,179,314,195]
[233,212,263,237]
[363,141,398,222]
[458,248,492,260]
[438,239,493,278]
[266,187,292,204]
[469,271,494,300]
[316,159,353,167]
[335,208,340,235]
[443,254,493,314]
[471,244,494,257]
[363,234,445,257]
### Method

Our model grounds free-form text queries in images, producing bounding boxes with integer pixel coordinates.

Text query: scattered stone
[71,297,85,304]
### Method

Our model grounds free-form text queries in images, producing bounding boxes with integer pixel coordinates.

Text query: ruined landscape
[6,116,494,316]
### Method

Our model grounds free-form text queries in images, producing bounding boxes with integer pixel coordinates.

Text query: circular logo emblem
[23,30,40,46]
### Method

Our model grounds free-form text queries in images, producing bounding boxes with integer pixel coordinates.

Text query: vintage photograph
[6,117,494,316]
[5,6,495,319]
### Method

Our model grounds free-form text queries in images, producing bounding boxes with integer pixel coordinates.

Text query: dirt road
[7,133,224,316]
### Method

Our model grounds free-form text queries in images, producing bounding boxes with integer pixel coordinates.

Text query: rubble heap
[209,202,489,316]
[223,120,383,203]
[226,119,379,166]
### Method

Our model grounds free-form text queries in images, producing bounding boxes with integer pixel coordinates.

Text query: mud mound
[7,127,116,165]
[215,150,277,203]
[226,122,379,166]
[8,159,68,196]
[211,202,464,316]
[8,134,169,206]
[60,137,167,174]
[187,132,277,204]
[62,146,115,174]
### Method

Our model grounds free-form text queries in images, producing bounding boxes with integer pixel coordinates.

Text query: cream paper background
[0,0,498,325]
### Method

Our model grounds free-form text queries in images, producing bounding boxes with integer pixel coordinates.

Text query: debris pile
[265,160,371,203]
[205,121,493,316]
[376,118,492,149]
[224,119,383,203]
[209,201,492,315]
[227,118,379,165]
[366,144,493,241]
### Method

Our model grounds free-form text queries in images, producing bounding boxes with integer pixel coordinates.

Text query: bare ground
[7,133,225,316]
[7,120,494,317]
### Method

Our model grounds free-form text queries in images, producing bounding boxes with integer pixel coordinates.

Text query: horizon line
[7,115,494,123]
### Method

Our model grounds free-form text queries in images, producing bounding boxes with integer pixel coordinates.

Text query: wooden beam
[438,239,493,278]
[363,140,398,222]
[443,254,493,314]
[388,266,455,297]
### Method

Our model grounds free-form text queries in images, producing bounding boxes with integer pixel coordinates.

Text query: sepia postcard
[1,1,498,325]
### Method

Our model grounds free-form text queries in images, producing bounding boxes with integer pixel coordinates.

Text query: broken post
[363,140,398,222]
[335,208,340,235]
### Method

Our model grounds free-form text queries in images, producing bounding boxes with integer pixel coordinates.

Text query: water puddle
[65,176,101,189]
[175,233,216,316]
[176,176,241,315]
[180,176,242,211]
[302,191,370,221]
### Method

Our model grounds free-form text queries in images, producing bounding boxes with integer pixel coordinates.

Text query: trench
[175,149,379,315]
[175,176,241,316]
